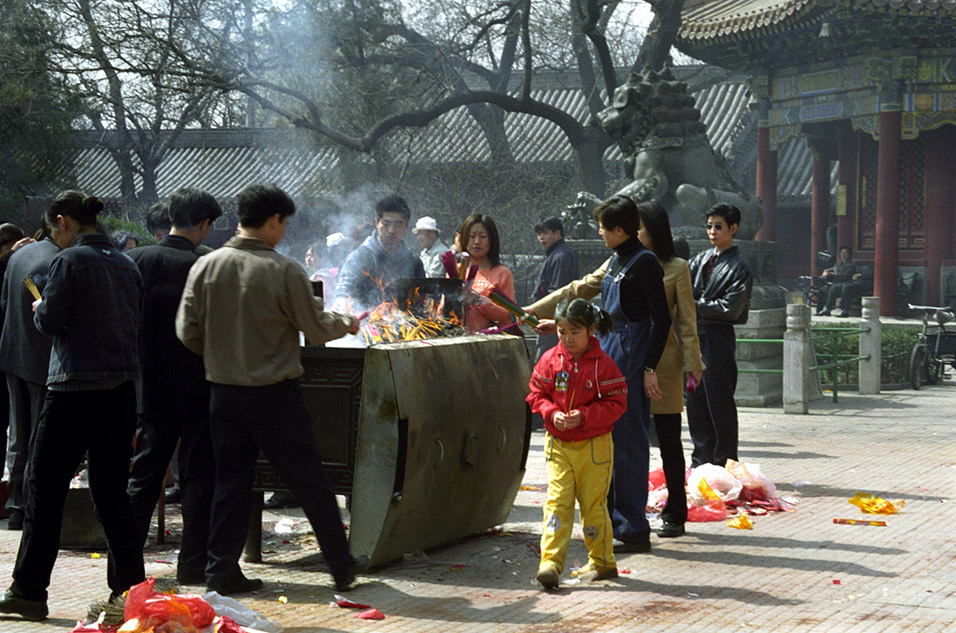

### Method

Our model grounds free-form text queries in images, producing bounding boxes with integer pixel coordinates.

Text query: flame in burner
[361,287,463,345]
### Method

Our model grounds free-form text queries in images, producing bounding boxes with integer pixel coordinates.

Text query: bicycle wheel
[909,344,928,390]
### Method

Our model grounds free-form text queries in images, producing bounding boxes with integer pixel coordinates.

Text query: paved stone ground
[0,380,953,632]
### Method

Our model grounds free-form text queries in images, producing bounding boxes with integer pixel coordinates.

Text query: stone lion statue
[564,68,762,240]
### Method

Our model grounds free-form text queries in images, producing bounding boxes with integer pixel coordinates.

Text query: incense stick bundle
[487,289,540,326]
[23,277,41,300]
[440,250,459,278]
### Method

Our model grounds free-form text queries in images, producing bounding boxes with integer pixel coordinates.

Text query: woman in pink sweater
[455,214,515,333]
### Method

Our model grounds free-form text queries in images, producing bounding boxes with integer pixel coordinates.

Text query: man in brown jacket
[176,183,365,595]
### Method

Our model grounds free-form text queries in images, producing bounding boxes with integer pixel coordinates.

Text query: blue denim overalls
[599,248,655,543]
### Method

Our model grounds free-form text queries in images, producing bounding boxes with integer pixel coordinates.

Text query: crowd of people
[0,182,753,617]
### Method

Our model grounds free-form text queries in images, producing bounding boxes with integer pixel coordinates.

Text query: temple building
[677,0,956,314]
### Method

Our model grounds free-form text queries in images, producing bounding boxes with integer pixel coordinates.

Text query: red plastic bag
[687,500,728,522]
[214,615,245,633]
[648,467,667,491]
[356,608,386,620]
[124,578,216,630]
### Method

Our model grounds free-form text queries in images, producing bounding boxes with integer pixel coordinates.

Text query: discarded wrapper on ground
[848,491,904,515]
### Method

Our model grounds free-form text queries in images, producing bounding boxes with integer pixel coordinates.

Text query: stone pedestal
[734,308,785,407]
[60,488,107,549]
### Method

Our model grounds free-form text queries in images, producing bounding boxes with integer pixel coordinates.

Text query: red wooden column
[809,138,831,275]
[837,124,857,251]
[755,125,778,242]
[873,110,902,316]
[923,125,956,305]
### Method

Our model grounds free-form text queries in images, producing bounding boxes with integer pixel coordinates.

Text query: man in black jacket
[0,231,60,530]
[126,188,221,585]
[531,218,579,361]
[687,203,752,468]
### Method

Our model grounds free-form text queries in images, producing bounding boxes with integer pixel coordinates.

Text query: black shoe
[6,511,23,531]
[613,539,651,553]
[333,555,370,592]
[818,308,832,316]
[176,568,206,585]
[164,485,182,504]
[657,522,686,538]
[264,491,298,509]
[0,589,48,621]
[836,310,849,318]
[206,574,263,595]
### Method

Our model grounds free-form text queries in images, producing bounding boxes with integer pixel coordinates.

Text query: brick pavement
[0,382,954,632]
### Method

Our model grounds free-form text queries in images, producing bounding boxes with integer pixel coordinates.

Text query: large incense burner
[248,282,531,567]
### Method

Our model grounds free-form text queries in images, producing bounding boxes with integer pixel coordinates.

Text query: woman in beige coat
[636,202,704,537]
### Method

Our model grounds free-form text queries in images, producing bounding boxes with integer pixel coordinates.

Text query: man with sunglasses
[686,203,752,469]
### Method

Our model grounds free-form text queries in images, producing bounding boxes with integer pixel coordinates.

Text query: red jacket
[527,336,627,442]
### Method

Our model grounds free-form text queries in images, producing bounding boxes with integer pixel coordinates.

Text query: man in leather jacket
[686,203,752,468]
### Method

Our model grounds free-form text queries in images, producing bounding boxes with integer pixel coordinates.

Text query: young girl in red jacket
[527,298,628,589]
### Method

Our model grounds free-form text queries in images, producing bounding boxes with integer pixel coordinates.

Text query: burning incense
[487,289,540,326]
[23,277,41,300]
[356,310,370,321]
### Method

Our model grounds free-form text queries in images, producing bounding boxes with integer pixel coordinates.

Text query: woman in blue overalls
[594,197,672,551]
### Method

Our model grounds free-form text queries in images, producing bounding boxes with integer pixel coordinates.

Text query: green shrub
[813,323,919,387]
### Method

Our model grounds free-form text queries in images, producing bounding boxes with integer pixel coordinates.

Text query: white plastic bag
[203,591,283,633]
[726,459,777,501]
[687,464,742,505]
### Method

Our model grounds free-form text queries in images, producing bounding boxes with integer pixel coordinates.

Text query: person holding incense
[524,196,671,554]
[636,201,704,538]
[0,192,145,621]
[453,214,515,334]
[528,298,626,589]
[0,223,59,532]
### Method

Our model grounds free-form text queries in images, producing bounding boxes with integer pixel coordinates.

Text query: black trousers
[652,412,687,524]
[686,325,739,468]
[5,375,46,516]
[126,408,214,577]
[206,380,354,583]
[11,383,145,601]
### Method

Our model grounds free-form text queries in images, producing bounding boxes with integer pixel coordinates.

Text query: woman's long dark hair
[636,200,677,263]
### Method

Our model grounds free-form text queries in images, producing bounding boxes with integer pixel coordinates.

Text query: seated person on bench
[818,246,862,317]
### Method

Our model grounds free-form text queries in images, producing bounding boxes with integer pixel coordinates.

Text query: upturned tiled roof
[679,0,956,42]
[68,69,817,204]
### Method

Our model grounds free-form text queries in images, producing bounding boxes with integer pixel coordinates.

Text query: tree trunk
[571,128,611,195]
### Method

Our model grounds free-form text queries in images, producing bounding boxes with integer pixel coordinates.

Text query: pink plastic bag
[648,467,667,491]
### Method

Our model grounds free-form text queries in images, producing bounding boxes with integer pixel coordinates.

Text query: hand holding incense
[440,250,459,279]
[23,277,41,301]
[487,289,540,326]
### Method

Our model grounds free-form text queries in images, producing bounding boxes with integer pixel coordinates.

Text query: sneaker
[0,589,48,621]
[206,574,263,595]
[333,555,370,592]
[570,563,618,581]
[536,564,559,589]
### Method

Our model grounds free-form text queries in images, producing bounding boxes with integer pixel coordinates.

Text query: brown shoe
[536,564,560,589]
[570,563,618,581]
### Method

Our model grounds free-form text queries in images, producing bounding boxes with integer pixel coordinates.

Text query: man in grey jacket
[0,231,60,530]
[177,183,366,595]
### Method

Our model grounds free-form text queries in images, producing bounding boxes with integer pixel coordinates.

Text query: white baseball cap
[412,216,440,234]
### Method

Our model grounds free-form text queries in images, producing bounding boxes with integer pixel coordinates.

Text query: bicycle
[908,304,956,390]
